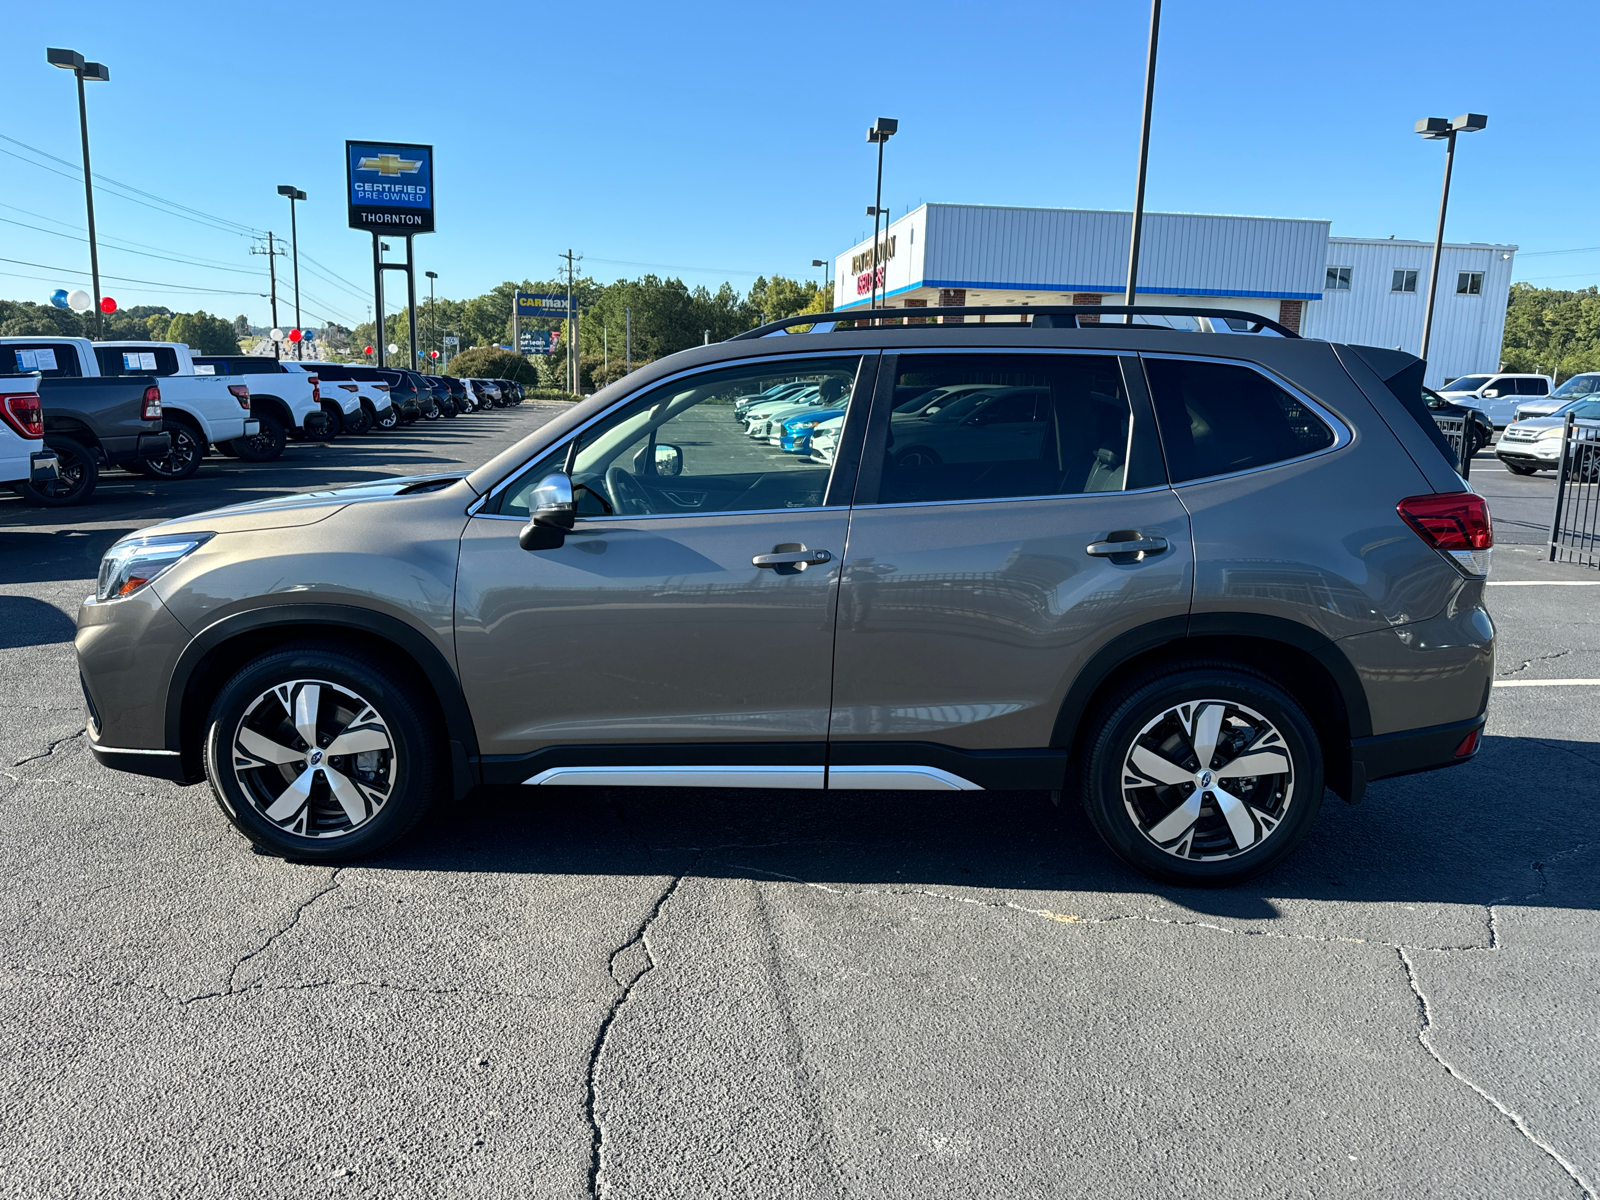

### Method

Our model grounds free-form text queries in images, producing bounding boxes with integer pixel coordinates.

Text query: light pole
[812,258,833,309]
[47,49,110,340]
[866,118,898,315]
[1124,0,1161,323]
[1416,113,1488,362]
[276,186,306,358]
[425,271,438,372]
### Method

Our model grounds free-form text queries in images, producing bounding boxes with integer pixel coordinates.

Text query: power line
[0,135,261,238]
[0,214,269,278]
[1518,246,1600,258]
[0,255,269,297]
[296,250,368,298]
[582,255,767,278]
[0,200,265,272]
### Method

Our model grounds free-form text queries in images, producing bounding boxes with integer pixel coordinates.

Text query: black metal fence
[1431,414,1472,478]
[1548,414,1600,567]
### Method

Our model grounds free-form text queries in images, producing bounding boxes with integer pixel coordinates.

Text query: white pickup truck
[192,355,336,457]
[0,337,259,479]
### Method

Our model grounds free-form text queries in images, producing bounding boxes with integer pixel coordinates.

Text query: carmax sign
[346,140,435,234]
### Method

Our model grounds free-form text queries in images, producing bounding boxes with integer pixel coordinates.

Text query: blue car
[779,406,846,452]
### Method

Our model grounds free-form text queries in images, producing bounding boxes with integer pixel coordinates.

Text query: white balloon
[269,328,285,341]
[387,343,399,354]
[67,289,93,314]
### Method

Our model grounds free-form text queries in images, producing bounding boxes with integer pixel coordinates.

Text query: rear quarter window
[95,347,181,376]
[1144,356,1336,483]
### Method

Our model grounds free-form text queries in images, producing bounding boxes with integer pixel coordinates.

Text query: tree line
[0,300,246,354]
[1499,283,1600,381]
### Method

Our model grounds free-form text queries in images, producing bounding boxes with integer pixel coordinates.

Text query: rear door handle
[1087,535,1169,558]
[753,543,832,569]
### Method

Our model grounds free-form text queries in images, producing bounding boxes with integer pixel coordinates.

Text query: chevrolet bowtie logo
[357,154,421,177]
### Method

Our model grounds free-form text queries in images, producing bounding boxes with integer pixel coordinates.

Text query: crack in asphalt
[585,854,704,1200]
[201,867,347,1000]
[7,726,86,770]
[1497,649,1571,677]
[1398,947,1597,1199]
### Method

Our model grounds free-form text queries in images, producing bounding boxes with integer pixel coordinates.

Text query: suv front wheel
[1079,665,1324,885]
[203,644,439,860]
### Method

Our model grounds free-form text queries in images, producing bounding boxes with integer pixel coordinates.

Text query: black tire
[133,418,205,480]
[1078,663,1324,886]
[20,435,98,507]
[1502,461,1539,476]
[894,445,943,470]
[438,396,457,418]
[345,403,374,436]
[374,404,400,431]
[203,643,440,861]
[318,401,345,439]
[422,399,441,420]
[230,412,287,462]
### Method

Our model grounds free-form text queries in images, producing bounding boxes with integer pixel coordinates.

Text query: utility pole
[48,50,109,339]
[1124,0,1161,323]
[251,233,283,360]
[562,249,581,394]
[625,306,631,374]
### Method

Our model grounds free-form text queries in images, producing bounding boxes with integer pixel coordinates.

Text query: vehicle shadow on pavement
[0,529,140,586]
[363,733,1597,921]
[0,594,78,647]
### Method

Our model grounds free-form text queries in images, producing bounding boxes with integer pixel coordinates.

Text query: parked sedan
[779,406,846,453]
[1495,397,1600,475]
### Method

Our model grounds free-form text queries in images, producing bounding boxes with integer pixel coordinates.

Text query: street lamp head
[867,117,899,143]
[1451,113,1488,133]
[811,259,826,268]
[277,185,296,197]
[1415,116,1451,140]
[81,62,109,82]
[425,271,438,280]
[47,48,85,72]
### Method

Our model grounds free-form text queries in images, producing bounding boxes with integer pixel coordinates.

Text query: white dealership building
[832,203,1516,388]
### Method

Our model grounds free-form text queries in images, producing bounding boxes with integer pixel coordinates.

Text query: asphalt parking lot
[1,418,1596,1199]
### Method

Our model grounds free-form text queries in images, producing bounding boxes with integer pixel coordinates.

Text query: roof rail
[731,304,1299,341]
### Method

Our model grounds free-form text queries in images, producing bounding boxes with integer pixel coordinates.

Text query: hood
[137,472,473,537]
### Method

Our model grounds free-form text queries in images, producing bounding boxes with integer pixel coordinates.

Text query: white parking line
[1493,679,1600,688]
[1488,580,1600,586]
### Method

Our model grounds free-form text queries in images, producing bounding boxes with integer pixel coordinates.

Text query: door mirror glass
[1482,388,1500,398]
[654,444,683,476]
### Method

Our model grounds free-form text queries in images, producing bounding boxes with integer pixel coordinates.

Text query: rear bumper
[31,449,59,483]
[99,429,171,465]
[1350,713,1486,794]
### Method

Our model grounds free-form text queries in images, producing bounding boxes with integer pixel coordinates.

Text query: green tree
[1500,283,1600,380]
[165,311,242,355]
[446,345,540,385]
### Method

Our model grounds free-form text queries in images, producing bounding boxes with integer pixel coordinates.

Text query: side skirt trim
[526,765,824,789]
[828,765,983,791]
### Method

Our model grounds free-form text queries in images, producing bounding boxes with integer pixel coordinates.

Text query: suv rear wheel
[132,418,204,480]
[231,412,286,462]
[1079,664,1323,885]
[203,644,439,861]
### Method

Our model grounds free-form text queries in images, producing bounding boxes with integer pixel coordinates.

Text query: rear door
[827,350,1192,790]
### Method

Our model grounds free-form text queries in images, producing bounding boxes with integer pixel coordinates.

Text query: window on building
[1457,271,1484,296]
[1391,269,1418,294]
[1325,266,1352,291]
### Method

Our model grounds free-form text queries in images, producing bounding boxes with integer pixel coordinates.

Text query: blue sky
[4,0,1597,329]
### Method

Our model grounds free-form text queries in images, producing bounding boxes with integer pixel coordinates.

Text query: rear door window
[7,343,81,377]
[1144,356,1336,483]
[95,347,181,376]
[874,353,1136,504]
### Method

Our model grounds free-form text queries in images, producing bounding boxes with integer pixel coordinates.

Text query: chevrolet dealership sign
[346,140,435,233]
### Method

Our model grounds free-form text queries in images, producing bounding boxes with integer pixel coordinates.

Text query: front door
[828,350,1193,790]
[456,353,873,786]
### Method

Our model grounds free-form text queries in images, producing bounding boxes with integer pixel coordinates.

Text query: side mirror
[653,443,683,476]
[1482,389,1500,398]
[518,472,575,551]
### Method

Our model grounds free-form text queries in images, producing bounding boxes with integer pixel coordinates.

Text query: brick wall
[1072,293,1102,325]
[1277,300,1303,334]
[903,298,929,325]
[938,289,966,323]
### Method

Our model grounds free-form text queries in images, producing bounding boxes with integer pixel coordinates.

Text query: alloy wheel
[230,679,397,839]
[1120,698,1294,861]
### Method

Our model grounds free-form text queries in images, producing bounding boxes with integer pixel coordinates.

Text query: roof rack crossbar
[730,304,1298,340]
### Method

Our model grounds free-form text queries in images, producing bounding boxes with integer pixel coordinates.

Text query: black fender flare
[165,602,479,794]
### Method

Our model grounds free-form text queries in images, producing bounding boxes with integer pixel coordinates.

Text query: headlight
[1539,427,1566,440]
[793,420,819,430]
[96,534,211,601]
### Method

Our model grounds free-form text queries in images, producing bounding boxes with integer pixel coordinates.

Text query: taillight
[375,384,390,392]
[1398,492,1492,576]
[339,384,360,392]
[307,374,321,403]
[141,385,163,421]
[227,383,251,410]
[0,392,44,439]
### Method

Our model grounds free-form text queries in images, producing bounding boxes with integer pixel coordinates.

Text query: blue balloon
[50,289,69,309]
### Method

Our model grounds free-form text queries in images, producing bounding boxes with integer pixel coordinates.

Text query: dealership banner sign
[346,141,435,233]
[515,292,572,319]
[519,329,562,355]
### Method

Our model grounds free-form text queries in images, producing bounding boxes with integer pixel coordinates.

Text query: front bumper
[77,588,193,777]
[1495,442,1560,468]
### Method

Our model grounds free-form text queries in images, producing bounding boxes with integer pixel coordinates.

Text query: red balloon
[364,345,374,355]
[100,296,118,314]
[288,329,302,343]
[429,350,439,358]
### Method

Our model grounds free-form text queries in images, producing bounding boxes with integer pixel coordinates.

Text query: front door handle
[1087,534,1169,560]
[753,542,832,570]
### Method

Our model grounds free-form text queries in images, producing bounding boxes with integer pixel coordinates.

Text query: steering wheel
[604,466,653,516]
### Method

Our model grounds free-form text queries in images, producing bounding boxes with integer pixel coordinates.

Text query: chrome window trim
[471,504,844,526]
[879,345,1137,358]
[470,349,874,515]
[851,482,1171,514]
[1137,350,1352,490]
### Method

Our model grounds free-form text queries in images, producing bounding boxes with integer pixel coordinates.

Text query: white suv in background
[1436,372,1553,428]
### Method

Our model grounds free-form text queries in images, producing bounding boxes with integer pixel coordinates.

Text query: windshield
[1551,374,1600,398]
[1444,376,1492,391]
[1554,398,1600,420]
